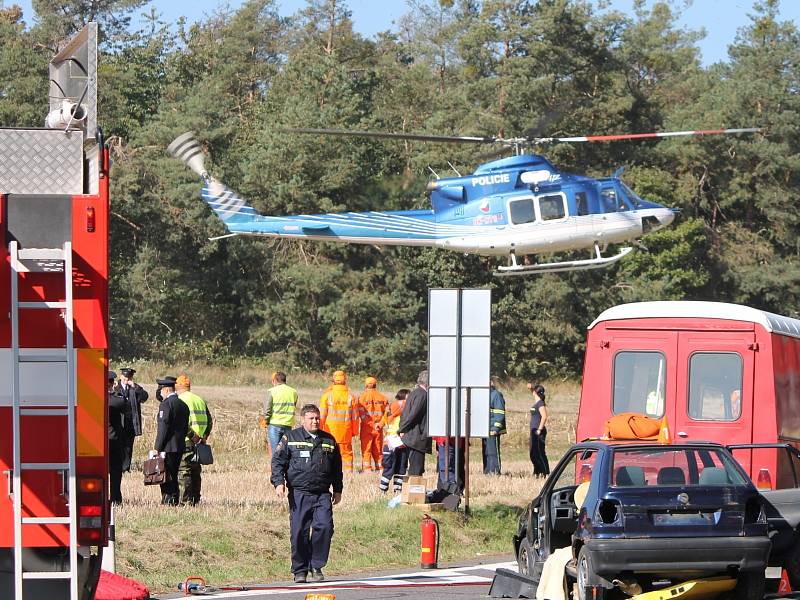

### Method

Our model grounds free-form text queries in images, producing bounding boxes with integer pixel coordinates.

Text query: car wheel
[733,571,765,600]
[518,537,535,577]
[576,547,603,600]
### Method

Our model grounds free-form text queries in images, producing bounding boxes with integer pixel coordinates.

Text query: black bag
[192,443,214,466]
[143,455,167,485]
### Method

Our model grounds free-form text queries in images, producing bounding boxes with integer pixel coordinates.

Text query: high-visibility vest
[380,399,405,436]
[358,388,388,430]
[268,384,298,427]
[320,385,360,442]
[179,391,210,443]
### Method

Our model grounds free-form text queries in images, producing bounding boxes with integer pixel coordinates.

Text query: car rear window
[611,447,748,487]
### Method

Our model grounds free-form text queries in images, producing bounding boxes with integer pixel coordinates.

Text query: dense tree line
[1,0,798,380]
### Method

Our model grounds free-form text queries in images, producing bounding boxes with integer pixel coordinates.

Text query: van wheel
[518,537,536,577]
[576,547,604,600]
[733,571,765,600]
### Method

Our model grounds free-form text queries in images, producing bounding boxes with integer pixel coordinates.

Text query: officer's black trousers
[288,489,334,575]
[160,452,182,505]
[109,442,124,504]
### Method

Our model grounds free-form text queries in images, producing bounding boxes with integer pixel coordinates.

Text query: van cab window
[613,351,666,417]
[538,194,566,220]
[687,353,743,421]
[509,198,536,224]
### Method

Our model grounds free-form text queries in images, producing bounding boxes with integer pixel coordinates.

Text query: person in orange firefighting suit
[319,370,362,473]
[358,376,388,472]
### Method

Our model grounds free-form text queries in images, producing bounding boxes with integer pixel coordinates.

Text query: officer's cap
[156,376,177,387]
[108,371,117,381]
[120,368,136,378]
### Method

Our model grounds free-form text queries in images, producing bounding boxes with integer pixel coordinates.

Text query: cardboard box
[401,475,427,504]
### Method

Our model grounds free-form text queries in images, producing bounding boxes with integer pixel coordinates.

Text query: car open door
[728,443,800,587]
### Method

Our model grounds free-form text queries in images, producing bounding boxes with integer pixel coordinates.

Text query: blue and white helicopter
[168,126,758,276]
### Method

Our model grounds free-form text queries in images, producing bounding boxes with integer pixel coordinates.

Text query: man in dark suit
[118,367,148,472]
[398,370,432,476]
[153,376,189,505]
[107,371,126,505]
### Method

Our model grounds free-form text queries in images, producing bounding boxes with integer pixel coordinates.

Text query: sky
[9,0,800,66]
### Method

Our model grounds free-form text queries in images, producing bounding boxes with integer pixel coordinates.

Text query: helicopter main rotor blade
[533,127,761,143]
[282,127,501,144]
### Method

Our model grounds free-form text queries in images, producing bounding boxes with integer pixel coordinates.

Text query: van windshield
[613,351,665,417]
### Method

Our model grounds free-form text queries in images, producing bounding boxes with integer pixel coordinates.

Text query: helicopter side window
[509,198,536,225]
[538,194,566,221]
[601,188,619,213]
[575,192,589,216]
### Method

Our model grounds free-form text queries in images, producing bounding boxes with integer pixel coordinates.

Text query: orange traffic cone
[658,415,672,445]
[779,569,793,594]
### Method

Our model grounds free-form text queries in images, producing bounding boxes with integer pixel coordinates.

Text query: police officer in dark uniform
[107,371,126,505]
[153,376,189,505]
[271,404,343,584]
[118,367,148,472]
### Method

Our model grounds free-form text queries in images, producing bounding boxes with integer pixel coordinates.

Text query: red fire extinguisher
[420,513,439,569]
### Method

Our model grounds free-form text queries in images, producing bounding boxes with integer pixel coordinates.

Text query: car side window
[550,449,598,491]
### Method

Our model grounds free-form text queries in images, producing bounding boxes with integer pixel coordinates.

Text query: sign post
[427,288,491,513]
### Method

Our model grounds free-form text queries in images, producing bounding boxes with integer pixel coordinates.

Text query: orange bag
[604,412,661,440]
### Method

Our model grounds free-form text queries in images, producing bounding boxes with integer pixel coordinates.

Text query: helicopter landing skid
[495,245,633,276]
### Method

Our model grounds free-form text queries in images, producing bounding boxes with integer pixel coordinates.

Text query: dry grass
[112,373,581,592]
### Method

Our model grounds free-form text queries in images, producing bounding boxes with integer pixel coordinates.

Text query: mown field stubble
[112,365,581,592]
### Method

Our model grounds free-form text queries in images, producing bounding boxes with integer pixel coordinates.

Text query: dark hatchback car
[513,441,770,600]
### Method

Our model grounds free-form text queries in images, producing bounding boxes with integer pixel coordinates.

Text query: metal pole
[453,289,462,498]
[444,387,451,487]
[464,387,471,516]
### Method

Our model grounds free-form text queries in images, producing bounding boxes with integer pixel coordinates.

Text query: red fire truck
[0,24,109,599]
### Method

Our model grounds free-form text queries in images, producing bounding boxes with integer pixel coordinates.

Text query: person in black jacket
[398,370,432,476]
[107,371,126,505]
[153,376,190,505]
[271,404,343,584]
[118,367,148,472]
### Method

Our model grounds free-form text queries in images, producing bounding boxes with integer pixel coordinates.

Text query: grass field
[111,365,582,592]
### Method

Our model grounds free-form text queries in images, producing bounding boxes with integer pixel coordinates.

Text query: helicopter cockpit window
[620,183,644,208]
[509,198,536,225]
[601,188,618,213]
[538,194,566,221]
[575,192,589,216]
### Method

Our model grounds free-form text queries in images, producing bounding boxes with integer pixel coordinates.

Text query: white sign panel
[428,288,458,336]
[428,387,490,438]
[461,289,491,336]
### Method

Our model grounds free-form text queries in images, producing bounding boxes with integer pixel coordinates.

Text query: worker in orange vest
[358,377,388,472]
[319,370,362,472]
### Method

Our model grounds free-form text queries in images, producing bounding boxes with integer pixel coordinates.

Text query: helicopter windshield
[620,182,644,209]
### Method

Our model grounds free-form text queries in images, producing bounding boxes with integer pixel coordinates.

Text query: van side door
[674,331,756,449]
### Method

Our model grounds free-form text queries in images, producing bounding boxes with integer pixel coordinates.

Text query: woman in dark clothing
[528,383,550,476]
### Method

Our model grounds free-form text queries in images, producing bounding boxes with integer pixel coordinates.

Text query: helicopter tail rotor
[168,132,211,180]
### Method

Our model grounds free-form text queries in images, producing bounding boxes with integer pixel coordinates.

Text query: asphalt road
[155,556,516,600]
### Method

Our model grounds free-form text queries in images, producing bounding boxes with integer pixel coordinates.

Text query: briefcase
[192,443,214,466]
[143,455,167,485]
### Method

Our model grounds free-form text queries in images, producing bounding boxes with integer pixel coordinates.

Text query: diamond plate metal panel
[0,129,83,194]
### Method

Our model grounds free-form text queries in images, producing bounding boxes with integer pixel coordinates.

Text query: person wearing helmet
[358,376,388,472]
[319,370,362,473]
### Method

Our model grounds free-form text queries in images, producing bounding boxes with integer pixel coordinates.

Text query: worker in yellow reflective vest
[176,374,213,505]
[264,371,300,452]
[319,370,362,472]
[358,377,388,471]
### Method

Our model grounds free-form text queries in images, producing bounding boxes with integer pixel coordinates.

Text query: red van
[576,301,800,489]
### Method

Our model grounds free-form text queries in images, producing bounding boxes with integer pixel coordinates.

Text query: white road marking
[185,560,516,598]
